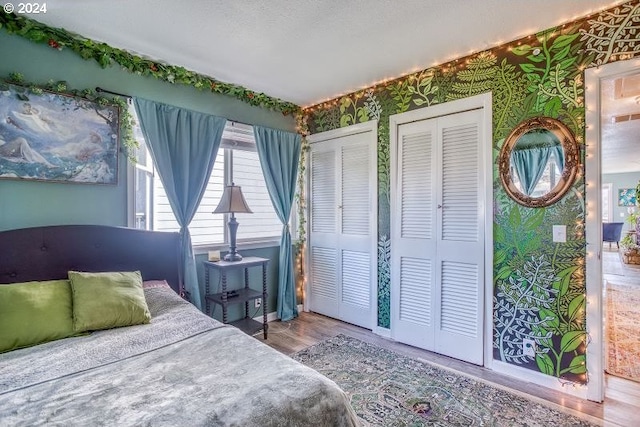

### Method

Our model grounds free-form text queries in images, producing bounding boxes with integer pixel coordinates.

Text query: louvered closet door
[434,110,484,365]
[391,109,484,365]
[309,127,376,329]
[338,136,374,327]
[309,143,339,319]
[391,119,438,349]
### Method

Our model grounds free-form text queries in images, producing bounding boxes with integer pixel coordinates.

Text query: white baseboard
[253,304,305,323]
[491,360,588,400]
[374,327,392,338]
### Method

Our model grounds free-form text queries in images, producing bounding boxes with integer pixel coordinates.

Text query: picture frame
[618,188,636,206]
[0,82,119,184]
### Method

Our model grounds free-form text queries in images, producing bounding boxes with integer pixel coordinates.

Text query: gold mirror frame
[498,117,579,208]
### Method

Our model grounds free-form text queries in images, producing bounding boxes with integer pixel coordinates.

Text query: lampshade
[213,183,252,214]
[213,183,252,262]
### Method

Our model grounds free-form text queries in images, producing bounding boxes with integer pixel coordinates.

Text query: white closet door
[391,109,484,365]
[391,119,438,349]
[435,110,484,365]
[339,138,373,327]
[308,124,377,329]
[309,145,339,319]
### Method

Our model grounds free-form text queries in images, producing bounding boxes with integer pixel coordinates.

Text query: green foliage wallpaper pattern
[305,1,640,383]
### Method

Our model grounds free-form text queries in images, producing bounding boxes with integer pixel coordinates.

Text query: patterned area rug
[293,335,598,427]
[606,281,640,382]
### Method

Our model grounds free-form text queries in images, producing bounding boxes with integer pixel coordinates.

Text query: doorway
[586,58,640,402]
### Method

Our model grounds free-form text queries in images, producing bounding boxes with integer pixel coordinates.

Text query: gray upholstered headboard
[0,225,183,294]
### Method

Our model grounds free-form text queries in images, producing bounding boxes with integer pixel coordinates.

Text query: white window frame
[127,120,283,252]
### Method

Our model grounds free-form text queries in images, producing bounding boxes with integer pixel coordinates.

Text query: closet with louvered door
[391,109,485,365]
[308,123,377,329]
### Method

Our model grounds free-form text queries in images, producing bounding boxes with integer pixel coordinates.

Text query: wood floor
[256,312,640,427]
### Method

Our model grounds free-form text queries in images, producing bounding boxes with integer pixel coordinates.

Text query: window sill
[193,239,280,255]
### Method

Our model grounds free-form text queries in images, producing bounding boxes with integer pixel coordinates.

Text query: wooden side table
[204,256,269,339]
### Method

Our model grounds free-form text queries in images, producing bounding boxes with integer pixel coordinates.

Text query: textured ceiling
[19,0,623,107]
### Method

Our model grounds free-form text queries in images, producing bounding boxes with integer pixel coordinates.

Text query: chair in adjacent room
[602,222,624,249]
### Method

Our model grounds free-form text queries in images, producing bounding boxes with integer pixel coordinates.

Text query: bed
[0,225,358,426]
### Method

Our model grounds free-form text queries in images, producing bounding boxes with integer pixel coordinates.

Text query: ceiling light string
[305,4,616,113]
[304,32,547,112]
[309,24,591,109]
[306,54,470,112]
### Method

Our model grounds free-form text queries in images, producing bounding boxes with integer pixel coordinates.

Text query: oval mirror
[498,117,579,208]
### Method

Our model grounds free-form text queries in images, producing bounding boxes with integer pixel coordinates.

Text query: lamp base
[224,252,243,262]
[224,214,242,262]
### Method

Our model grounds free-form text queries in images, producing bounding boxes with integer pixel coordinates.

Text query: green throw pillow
[0,280,75,353]
[69,271,151,332]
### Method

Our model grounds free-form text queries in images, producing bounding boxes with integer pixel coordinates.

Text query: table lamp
[213,183,252,261]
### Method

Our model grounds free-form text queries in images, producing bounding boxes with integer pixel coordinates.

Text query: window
[133,122,154,230]
[602,183,613,223]
[131,107,282,247]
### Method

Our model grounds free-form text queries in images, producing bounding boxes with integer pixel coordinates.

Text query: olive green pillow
[69,271,151,332]
[0,280,74,353]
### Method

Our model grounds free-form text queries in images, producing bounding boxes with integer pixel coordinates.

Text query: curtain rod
[95,86,254,128]
[96,87,131,99]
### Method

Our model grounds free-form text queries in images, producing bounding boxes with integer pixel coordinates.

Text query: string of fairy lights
[302,2,631,114]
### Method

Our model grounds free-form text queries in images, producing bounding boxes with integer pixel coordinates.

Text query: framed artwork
[618,188,637,206]
[0,82,119,184]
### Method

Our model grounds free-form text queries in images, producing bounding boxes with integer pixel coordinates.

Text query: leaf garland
[2,72,137,161]
[0,12,301,116]
[295,112,310,250]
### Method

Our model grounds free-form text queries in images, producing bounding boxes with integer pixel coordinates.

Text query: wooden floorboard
[256,312,640,427]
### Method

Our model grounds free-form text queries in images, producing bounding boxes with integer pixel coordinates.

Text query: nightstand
[204,256,269,339]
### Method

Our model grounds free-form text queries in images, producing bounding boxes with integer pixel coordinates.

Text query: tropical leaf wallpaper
[304,1,640,384]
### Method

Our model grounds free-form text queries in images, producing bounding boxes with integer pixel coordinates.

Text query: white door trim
[305,120,379,330]
[389,92,493,366]
[602,183,613,223]
[585,57,640,402]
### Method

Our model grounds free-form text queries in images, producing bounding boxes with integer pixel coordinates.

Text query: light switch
[552,225,566,243]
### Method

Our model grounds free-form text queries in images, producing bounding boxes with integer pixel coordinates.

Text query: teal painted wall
[0,31,293,318]
[0,31,295,231]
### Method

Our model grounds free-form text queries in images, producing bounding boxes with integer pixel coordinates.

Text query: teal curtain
[511,147,552,196]
[134,98,226,310]
[253,126,301,321]
[551,144,564,173]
